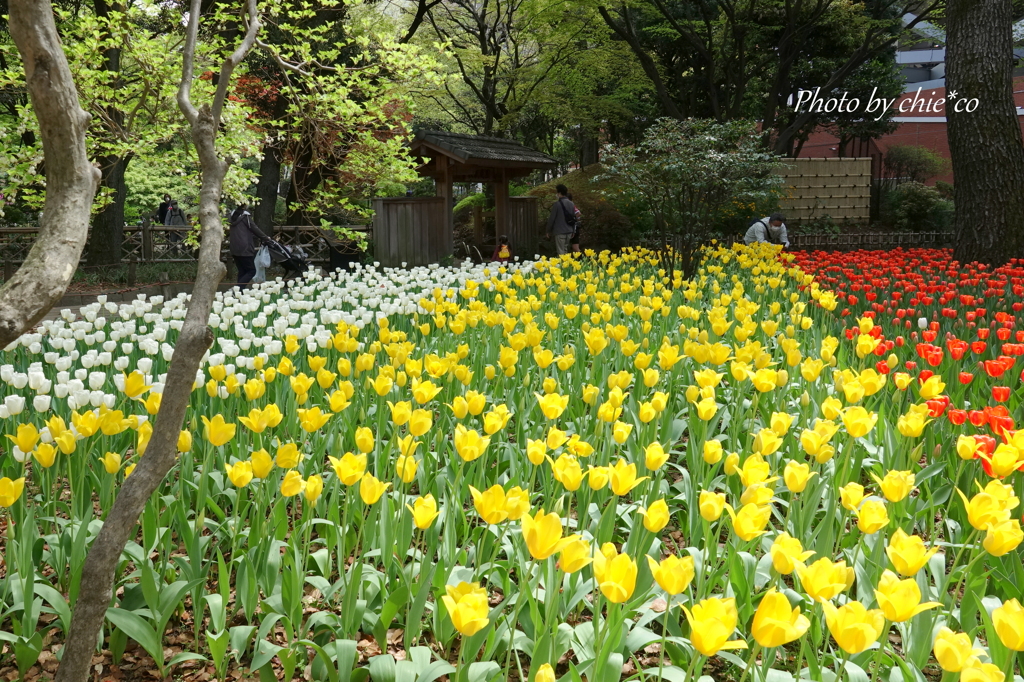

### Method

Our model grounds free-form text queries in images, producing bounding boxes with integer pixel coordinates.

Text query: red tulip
[958,372,974,385]
[947,409,967,425]
[993,386,1011,402]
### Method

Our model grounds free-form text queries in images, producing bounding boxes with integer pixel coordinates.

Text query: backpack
[559,198,578,229]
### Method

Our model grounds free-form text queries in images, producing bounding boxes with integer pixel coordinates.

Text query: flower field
[0,243,1022,682]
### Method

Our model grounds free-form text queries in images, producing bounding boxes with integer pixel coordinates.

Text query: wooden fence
[371,197,450,268]
[774,158,872,223]
[0,224,369,268]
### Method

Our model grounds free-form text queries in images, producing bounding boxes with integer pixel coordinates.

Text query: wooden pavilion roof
[411,131,557,181]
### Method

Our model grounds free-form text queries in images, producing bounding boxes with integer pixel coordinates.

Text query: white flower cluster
[1,259,533,418]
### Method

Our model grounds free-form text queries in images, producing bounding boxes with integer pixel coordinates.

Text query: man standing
[546,184,576,256]
[156,194,172,225]
[744,213,790,248]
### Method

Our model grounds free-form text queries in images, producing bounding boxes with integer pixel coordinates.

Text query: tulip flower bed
[0,244,1022,682]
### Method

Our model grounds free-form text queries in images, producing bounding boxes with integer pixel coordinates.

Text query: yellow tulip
[797,558,854,602]
[992,598,1024,651]
[546,426,568,450]
[411,378,442,404]
[752,588,810,648]
[354,426,375,454]
[695,397,717,421]
[770,533,814,575]
[359,473,390,504]
[99,451,122,475]
[280,470,305,497]
[0,476,24,509]
[586,465,610,490]
[552,454,582,491]
[872,470,915,503]
[703,439,724,464]
[534,663,555,682]
[638,499,670,532]
[886,528,938,576]
[956,489,1012,531]
[408,409,433,437]
[682,597,748,656]
[857,499,889,534]
[32,443,57,468]
[6,423,39,453]
[558,537,593,574]
[143,392,162,415]
[504,486,531,521]
[329,391,351,413]
[609,458,648,496]
[821,397,843,420]
[454,424,490,462]
[275,442,303,469]
[783,461,814,493]
[983,519,1023,556]
[407,494,440,529]
[201,414,236,447]
[469,485,509,525]
[536,392,569,420]
[960,661,1006,682]
[55,431,77,455]
[842,406,877,438]
[770,412,794,436]
[225,460,254,488]
[521,509,575,559]
[304,474,324,503]
[526,439,547,466]
[123,370,152,398]
[957,435,979,460]
[873,569,940,622]
[250,449,273,478]
[646,554,695,595]
[738,454,771,487]
[727,503,772,541]
[822,600,886,654]
[753,429,782,456]
[441,582,490,636]
[933,627,983,672]
[447,397,469,419]
[644,442,669,470]
[388,401,415,427]
[396,454,418,483]
[918,375,945,399]
[700,490,726,521]
[592,546,638,603]
[839,482,866,511]
[297,407,331,433]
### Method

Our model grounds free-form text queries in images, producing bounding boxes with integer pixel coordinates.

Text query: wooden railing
[788,231,951,250]
[0,224,370,267]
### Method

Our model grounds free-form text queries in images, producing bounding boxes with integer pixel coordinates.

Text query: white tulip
[29,342,42,354]
[55,383,69,399]
[89,390,105,407]
[103,341,116,353]
[101,393,115,408]
[918,318,928,329]
[44,352,58,364]
[0,405,8,419]
[114,357,130,371]
[36,379,51,395]
[33,395,51,412]
[137,358,153,374]
[81,354,95,369]
[88,371,107,390]
[11,373,28,389]
[5,394,26,415]
[12,445,29,463]
[62,338,76,352]
[122,343,134,355]
[98,352,112,366]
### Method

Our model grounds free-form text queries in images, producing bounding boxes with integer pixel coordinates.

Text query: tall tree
[0,0,100,346]
[947,0,1024,265]
[595,0,939,155]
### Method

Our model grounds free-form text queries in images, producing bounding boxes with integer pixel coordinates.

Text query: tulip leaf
[105,607,164,668]
[416,660,457,682]
[641,666,689,682]
[466,661,502,682]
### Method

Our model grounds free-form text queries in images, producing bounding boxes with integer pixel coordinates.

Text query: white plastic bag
[253,245,271,283]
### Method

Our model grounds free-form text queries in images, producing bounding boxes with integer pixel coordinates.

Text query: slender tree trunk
[54,1,259,679]
[947,0,1024,265]
[580,132,599,167]
[284,139,322,225]
[87,155,129,266]
[253,142,282,229]
[0,0,101,347]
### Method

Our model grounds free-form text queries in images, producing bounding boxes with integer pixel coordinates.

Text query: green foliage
[599,118,786,275]
[882,145,950,187]
[880,182,954,232]
[123,154,199,223]
[453,193,487,215]
[788,215,844,236]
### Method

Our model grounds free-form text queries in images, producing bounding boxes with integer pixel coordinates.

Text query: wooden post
[435,155,454,242]
[127,256,137,287]
[3,260,14,282]
[159,270,170,299]
[141,216,153,262]
[493,170,509,249]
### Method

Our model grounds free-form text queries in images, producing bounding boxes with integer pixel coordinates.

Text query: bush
[880,181,953,232]
[881,145,948,188]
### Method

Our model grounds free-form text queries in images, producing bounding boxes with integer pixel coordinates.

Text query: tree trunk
[284,139,323,226]
[579,132,599,168]
[87,155,128,266]
[947,0,1024,266]
[253,142,282,229]
[54,0,259,679]
[0,0,101,347]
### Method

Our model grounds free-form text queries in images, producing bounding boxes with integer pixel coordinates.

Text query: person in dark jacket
[164,200,187,243]
[545,184,576,256]
[229,204,271,285]
[156,194,171,224]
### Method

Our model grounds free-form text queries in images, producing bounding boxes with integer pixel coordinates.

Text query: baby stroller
[268,240,309,279]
